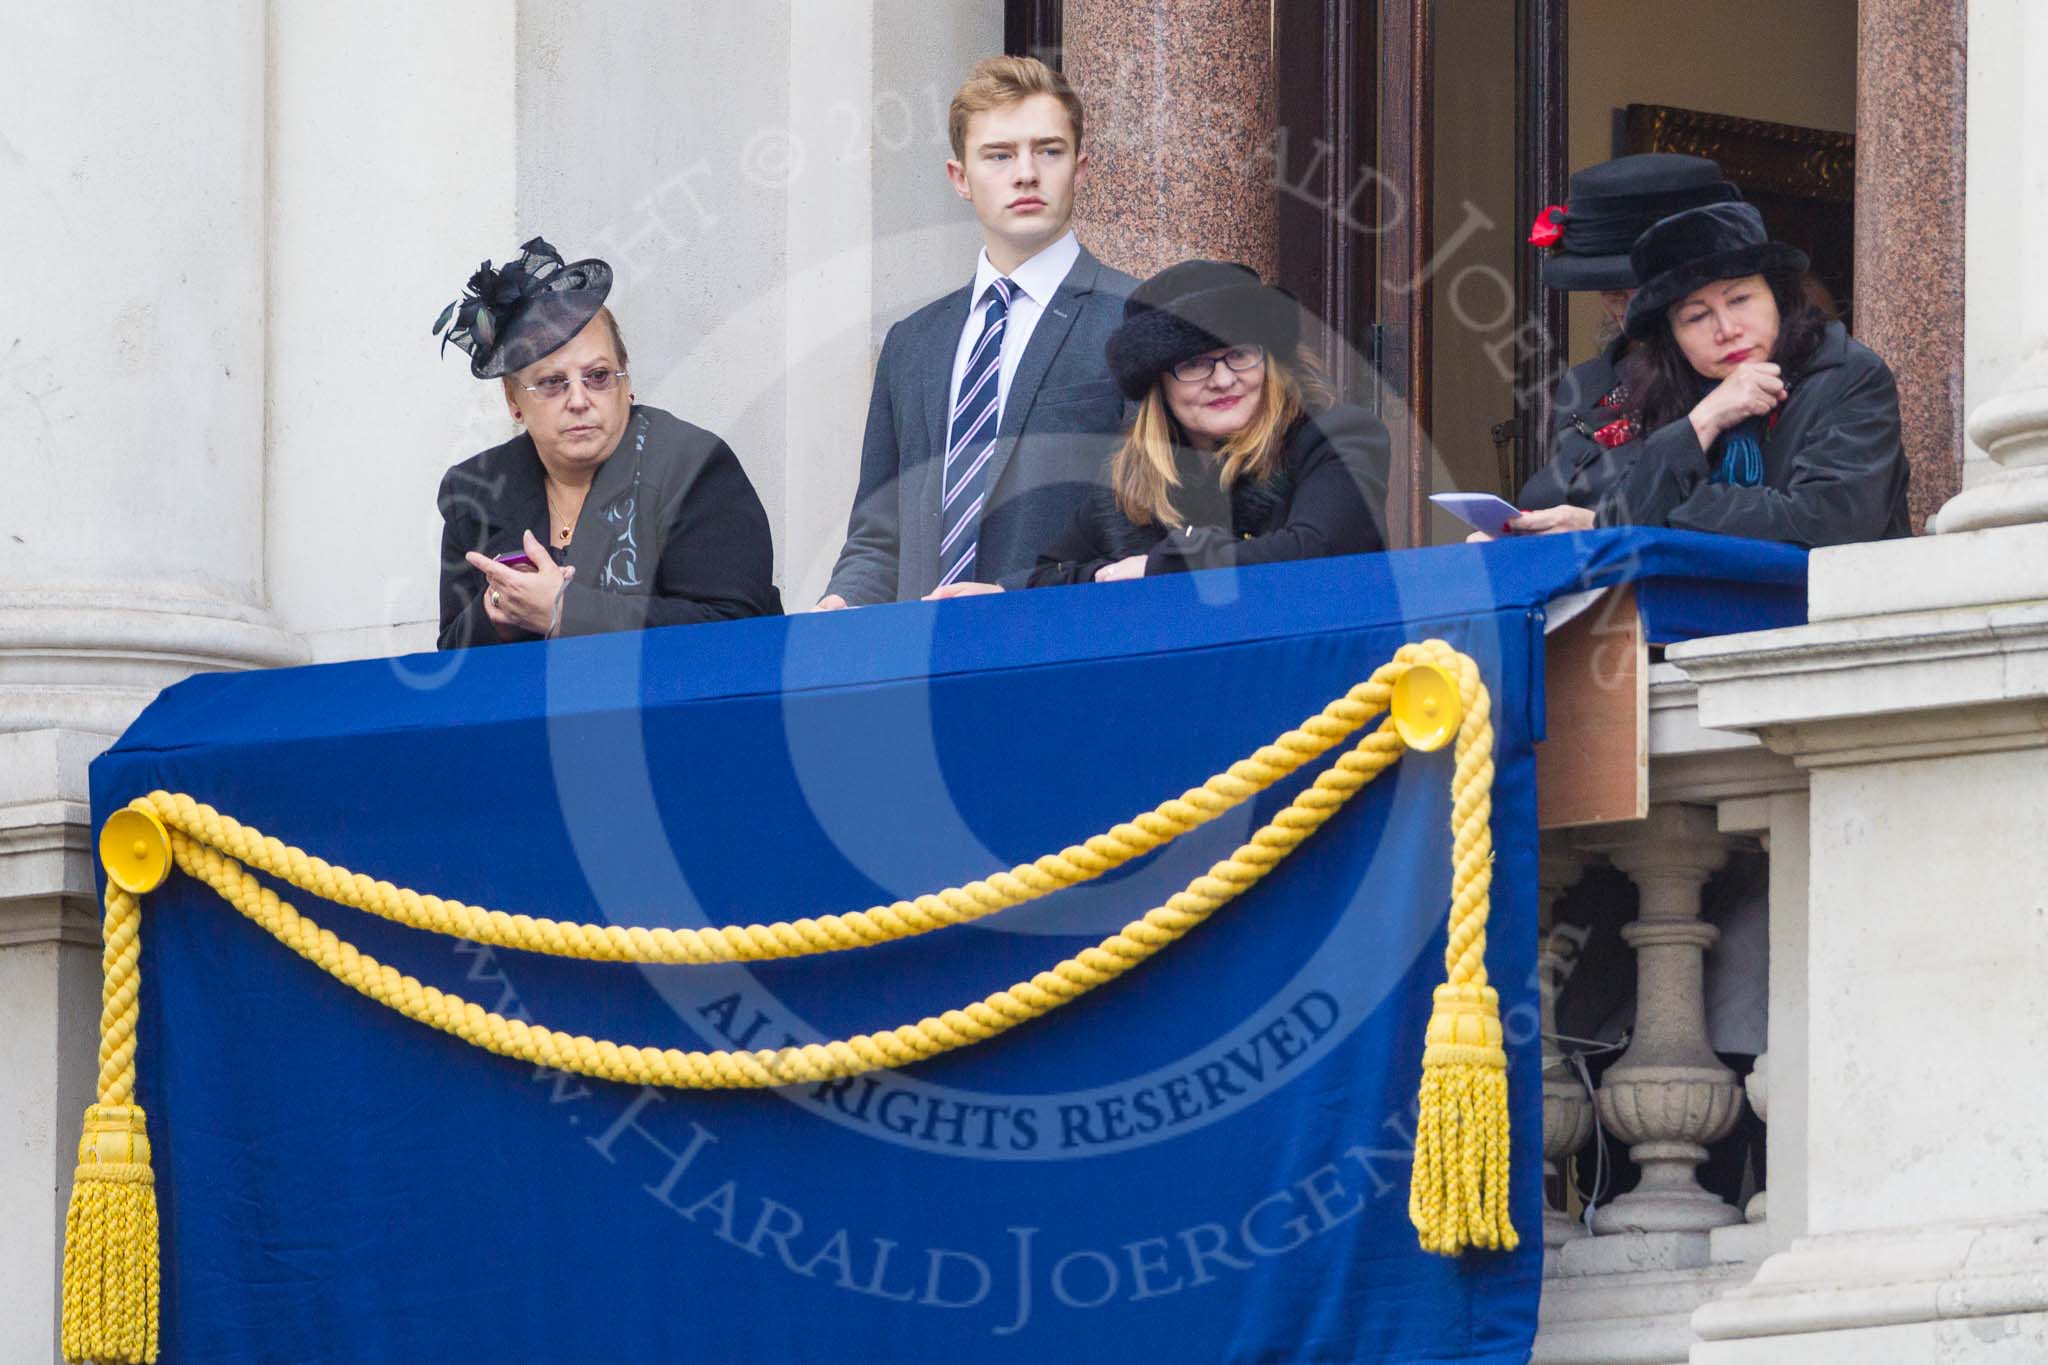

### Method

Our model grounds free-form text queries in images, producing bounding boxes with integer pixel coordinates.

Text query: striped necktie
[938,276,1015,588]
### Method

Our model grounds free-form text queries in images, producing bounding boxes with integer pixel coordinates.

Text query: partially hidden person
[1510,202,1909,546]
[1519,154,1738,512]
[434,239,781,649]
[817,56,1138,608]
[1015,260,1390,587]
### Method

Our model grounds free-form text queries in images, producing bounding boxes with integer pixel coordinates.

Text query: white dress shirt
[946,230,1082,430]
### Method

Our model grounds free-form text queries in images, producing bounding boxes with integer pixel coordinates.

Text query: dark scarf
[1167,421,1301,537]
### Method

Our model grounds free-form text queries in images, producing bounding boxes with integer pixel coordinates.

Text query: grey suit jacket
[826,246,1139,604]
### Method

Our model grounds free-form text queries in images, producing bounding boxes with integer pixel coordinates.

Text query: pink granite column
[1063,0,1277,282]
[1855,0,1968,530]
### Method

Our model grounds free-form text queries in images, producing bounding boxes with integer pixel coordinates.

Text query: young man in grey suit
[816,56,1138,608]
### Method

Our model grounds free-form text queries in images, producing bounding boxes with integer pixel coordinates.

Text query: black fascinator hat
[1622,202,1809,339]
[433,237,614,379]
[1105,260,1301,401]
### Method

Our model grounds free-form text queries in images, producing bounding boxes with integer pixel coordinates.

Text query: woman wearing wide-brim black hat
[1518,154,1737,511]
[1021,259,1390,587]
[1512,202,1910,547]
[432,238,781,648]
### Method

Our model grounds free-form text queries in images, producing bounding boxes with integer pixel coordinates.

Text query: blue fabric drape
[89,529,1803,1364]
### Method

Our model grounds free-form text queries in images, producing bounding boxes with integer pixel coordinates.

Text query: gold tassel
[61,1104,161,1364]
[1409,983,1516,1256]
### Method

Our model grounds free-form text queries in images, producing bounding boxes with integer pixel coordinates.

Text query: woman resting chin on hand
[1487,203,1909,549]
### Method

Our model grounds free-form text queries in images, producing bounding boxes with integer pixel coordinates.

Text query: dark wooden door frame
[1004,0,1063,66]
[1376,0,1433,549]
[1513,0,1570,499]
[1273,0,1376,406]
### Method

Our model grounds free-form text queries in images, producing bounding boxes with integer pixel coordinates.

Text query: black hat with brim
[1623,202,1808,338]
[1535,153,1740,293]
[434,238,614,379]
[1105,259,1302,401]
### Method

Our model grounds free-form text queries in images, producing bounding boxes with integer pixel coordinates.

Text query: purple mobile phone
[494,550,537,572]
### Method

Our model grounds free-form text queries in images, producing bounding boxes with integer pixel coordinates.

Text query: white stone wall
[0,7,1000,1359]
[267,3,519,663]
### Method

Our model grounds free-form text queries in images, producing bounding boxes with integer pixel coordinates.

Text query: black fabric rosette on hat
[1622,202,1809,338]
[1105,259,1302,400]
[433,237,614,379]
[1531,154,1740,292]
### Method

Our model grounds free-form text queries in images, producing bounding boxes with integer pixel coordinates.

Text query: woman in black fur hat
[1512,203,1910,546]
[1020,260,1389,587]
[433,239,781,648]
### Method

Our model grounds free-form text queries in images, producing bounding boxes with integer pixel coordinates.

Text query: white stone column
[1,2,303,726]
[1940,0,2048,533]
[1538,843,1595,1251]
[1676,543,2048,1356]
[1587,804,1742,1236]
[266,3,518,661]
[1,8,299,1362]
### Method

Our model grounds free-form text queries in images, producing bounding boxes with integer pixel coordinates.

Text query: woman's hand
[465,530,573,637]
[924,581,1003,600]
[1689,361,1787,449]
[1505,505,1595,535]
[1094,555,1147,582]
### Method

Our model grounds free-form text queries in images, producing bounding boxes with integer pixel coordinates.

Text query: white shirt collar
[972,229,1082,308]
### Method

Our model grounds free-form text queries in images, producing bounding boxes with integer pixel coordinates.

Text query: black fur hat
[1623,203,1808,339]
[433,238,614,379]
[1105,260,1301,400]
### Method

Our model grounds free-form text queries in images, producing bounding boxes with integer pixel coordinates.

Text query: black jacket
[1593,323,1910,546]
[826,248,1140,604]
[1519,334,1635,509]
[1027,403,1391,586]
[437,406,781,649]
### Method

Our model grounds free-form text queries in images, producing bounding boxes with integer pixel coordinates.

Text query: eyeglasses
[1168,344,1265,384]
[521,367,628,401]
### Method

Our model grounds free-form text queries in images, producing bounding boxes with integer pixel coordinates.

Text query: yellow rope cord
[60,637,1513,1359]
[160,714,1408,1088]
[1408,655,1516,1254]
[133,647,1444,966]
[61,884,160,1364]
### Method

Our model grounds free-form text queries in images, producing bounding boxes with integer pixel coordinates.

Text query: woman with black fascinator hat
[1511,202,1909,546]
[433,239,780,648]
[1005,260,1388,588]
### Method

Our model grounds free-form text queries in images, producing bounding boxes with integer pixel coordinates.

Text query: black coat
[437,405,781,649]
[1027,403,1391,586]
[1519,334,1636,509]
[1593,323,1911,546]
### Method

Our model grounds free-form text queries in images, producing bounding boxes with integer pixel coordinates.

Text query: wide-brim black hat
[1623,202,1809,338]
[1534,153,1740,292]
[1105,259,1302,400]
[434,238,614,379]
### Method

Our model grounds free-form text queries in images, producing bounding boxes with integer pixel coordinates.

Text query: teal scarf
[1698,377,1767,487]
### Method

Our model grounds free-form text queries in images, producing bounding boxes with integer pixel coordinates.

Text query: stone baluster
[1742,1053,1768,1225]
[1589,804,1743,1234]
[1538,843,1594,1249]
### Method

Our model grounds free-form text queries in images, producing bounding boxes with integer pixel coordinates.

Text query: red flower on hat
[1528,205,1567,248]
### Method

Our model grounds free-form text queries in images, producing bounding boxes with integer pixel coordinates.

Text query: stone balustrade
[1533,662,1805,1364]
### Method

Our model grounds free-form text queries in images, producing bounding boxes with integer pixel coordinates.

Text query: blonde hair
[1112,350,1332,529]
[948,56,1085,161]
